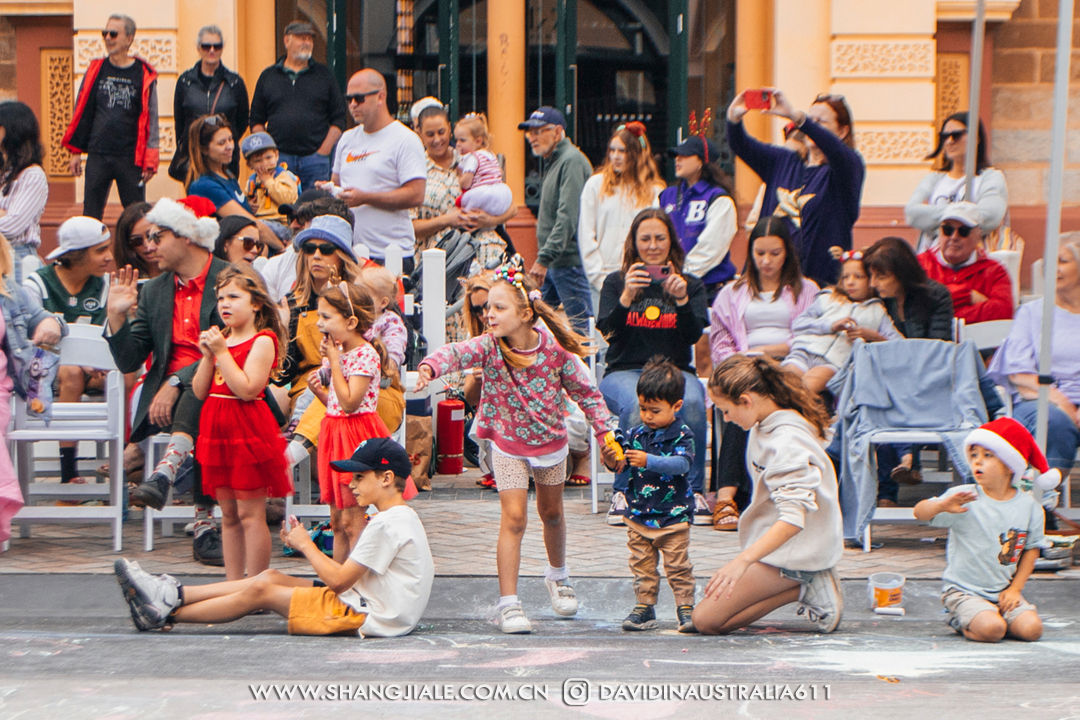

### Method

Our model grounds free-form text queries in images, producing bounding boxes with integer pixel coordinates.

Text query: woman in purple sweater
[726,89,865,286]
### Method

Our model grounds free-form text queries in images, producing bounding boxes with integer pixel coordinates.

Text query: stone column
[237,0,275,97]
[734,0,770,204]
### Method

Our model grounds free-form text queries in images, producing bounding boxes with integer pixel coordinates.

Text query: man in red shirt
[917,201,1013,324]
[106,196,228,565]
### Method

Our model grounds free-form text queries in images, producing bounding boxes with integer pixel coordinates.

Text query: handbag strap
[209,81,225,115]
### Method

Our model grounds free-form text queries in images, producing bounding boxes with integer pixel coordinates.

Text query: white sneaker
[544,578,579,617]
[497,603,533,634]
[796,567,843,633]
[692,493,713,525]
[607,492,628,526]
[184,522,195,536]
[114,558,181,629]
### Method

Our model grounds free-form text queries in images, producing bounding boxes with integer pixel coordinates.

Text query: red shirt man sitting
[917,201,1013,324]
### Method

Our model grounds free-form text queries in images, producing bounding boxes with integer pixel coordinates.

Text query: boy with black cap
[114,438,434,637]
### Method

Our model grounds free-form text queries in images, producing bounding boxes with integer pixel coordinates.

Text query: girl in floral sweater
[415,260,617,635]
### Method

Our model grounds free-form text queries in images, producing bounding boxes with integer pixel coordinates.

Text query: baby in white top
[454,112,513,216]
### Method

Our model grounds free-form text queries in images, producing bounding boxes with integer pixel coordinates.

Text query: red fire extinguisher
[435,396,466,475]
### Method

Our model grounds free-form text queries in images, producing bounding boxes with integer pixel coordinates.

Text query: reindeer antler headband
[687,108,714,163]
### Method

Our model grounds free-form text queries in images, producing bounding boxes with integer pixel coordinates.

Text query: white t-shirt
[333,120,427,260]
[260,245,297,303]
[929,174,982,207]
[744,291,794,348]
[338,504,434,637]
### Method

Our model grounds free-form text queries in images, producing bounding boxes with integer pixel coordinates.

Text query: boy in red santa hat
[914,418,1058,643]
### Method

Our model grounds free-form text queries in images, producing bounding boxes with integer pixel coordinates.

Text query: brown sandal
[712,499,739,531]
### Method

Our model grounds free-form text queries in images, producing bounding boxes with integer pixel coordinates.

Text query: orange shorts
[287,586,367,636]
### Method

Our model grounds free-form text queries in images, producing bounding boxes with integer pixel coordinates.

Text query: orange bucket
[867,572,905,609]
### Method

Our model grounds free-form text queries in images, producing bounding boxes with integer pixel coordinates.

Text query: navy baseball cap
[667,136,721,163]
[240,132,277,158]
[331,437,413,480]
[518,106,566,130]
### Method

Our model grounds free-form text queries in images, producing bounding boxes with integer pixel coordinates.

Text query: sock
[152,436,194,485]
[286,440,309,468]
[545,565,569,583]
[59,447,77,484]
[497,595,520,609]
[192,504,215,536]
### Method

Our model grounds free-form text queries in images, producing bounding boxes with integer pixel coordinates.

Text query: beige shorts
[942,587,1036,633]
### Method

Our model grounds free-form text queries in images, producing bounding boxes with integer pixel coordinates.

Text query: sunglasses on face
[102,29,120,39]
[940,223,973,238]
[200,42,224,51]
[146,229,171,245]
[128,233,146,248]
[302,242,339,256]
[470,302,488,317]
[346,89,380,105]
[941,130,967,142]
[236,237,264,252]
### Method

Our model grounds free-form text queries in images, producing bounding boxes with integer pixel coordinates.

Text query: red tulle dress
[196,330,292,500]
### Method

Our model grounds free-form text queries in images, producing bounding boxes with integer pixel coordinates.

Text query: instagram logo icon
[562,678,591,706]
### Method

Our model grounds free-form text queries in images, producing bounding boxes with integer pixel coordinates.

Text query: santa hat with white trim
[145,196,220,251]
[964,417,1062,491]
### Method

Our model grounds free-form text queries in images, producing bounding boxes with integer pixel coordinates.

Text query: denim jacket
[625,421,696,529]
[0,276,68,399]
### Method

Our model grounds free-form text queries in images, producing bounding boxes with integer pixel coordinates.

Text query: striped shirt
[0,165,48,248]
[459,150,503,188]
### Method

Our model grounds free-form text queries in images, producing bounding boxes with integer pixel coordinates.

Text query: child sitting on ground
[242,132,298,241]
[115,438,434,637]
[782,250,901,395]
[454,112,513,216]
[602,357,697,634]
[914,418,1056,643]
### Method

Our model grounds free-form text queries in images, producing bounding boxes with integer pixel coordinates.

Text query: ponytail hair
[319,282,398,387]
[489,272,593,369]
[708,354,830,438]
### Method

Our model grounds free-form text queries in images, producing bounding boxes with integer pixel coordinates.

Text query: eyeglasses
[940,223,974,238]
[146,229,171,245]
[128,233,146,248]
[101,30,120,39]
[525,125,557,137]
[236,237,264,253]
[346,90,381,105]
[200,43,224,52]
[470,302,488,317]
[302,242,339,256]
[940,130,967,142]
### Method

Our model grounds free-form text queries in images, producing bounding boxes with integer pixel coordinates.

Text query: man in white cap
[917,200,1013,324]
[24,216,113,484]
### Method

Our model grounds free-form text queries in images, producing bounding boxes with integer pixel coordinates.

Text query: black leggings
[83,152,145,220]
[714,422,752,510]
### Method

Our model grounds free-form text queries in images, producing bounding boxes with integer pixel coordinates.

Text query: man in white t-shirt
[114,438,435,638]
[324,69,426,272]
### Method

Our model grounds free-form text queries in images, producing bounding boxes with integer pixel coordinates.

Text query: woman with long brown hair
[578,122,665,300]
[597,208,711,526]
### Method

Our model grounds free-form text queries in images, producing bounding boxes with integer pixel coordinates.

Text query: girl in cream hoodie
[693,355,845,635]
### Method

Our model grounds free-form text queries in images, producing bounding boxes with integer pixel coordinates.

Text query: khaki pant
[625,518,695,606]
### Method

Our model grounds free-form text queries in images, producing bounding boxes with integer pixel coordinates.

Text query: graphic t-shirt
[24,266,108,325]
[338,505,435,637]
[326,343,381,417]
[333,120,426,259]
[930,484,1046,601]
[88,59,142,155]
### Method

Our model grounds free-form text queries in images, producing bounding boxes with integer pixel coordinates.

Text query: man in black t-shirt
[62,14,160,220]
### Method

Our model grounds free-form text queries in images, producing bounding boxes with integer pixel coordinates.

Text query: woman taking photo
[578,122,665,299]
[598,208,711,526]
[709,216,819,530]
[727,89,864,286]
[171,25,248,182]
[0,101,48,283]
[906,112,1008,253]
[213,215,264,265]
[186,114,282,253]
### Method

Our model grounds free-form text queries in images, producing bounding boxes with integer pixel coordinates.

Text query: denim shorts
[779,567,821,584]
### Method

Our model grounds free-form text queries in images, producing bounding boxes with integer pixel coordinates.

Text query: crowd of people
[0,13,1071,645]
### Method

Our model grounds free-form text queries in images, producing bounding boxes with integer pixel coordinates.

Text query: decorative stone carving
[159,122,176,158]
[832,40,935,78]
[936,53,968,127]
[856,128,935,164]
[42,49,73,176]
[74,33,176,73]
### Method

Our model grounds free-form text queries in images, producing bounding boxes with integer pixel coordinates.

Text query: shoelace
[796,604,825,623]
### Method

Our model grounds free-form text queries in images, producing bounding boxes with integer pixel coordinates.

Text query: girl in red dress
[309,282,408,564]
[194,264,291,580]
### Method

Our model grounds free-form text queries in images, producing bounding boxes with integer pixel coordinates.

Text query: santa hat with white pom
[964,417,1062,491]
[145,196,220,250]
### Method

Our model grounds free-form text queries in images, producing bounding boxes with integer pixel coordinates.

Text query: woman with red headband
[727,89,865,286]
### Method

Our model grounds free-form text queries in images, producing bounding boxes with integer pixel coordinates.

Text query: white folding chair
[588,318,616,513]
[957,318,1013,353]
[10,325,126,551]
[988,250,1021,309]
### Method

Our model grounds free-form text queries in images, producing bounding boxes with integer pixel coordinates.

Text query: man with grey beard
[249,21,347,192]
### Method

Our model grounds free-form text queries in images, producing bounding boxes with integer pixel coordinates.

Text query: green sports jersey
[26,265,108,325]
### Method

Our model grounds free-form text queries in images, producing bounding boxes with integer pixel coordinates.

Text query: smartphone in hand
[643,264,671,283]
[744,89,773,110]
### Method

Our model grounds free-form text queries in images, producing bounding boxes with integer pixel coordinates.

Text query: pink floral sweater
[420,328,617,457]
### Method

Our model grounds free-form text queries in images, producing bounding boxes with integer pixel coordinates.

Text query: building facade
[0,0,1076,282]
